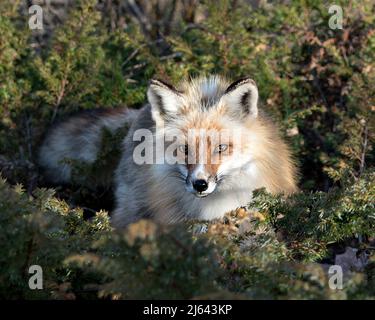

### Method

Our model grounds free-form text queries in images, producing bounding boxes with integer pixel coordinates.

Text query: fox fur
[38,108,140,186]
[38,75,298,227]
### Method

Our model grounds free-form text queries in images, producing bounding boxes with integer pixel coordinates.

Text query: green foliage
[34,0,104,115]
[249,172,375,261]
[0,0,374,299]
[1,177,373,299]
[0,177,111,299]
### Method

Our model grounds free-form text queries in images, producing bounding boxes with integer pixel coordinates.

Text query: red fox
[39,75,298,227]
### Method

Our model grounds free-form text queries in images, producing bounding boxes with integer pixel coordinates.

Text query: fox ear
[147,79,183,126]
[221,78,259,119]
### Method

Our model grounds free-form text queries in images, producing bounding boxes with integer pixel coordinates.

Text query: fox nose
[193,179,208,192]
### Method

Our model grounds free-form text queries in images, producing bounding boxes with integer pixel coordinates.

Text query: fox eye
[214,144,228,153]
[179,144,189,155]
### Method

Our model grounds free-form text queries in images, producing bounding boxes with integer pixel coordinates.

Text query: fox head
[147,75,274,198]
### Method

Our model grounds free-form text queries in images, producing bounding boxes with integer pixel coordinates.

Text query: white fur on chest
[152,162,261,221]
[193,189,251,220]
[184,168,261,220]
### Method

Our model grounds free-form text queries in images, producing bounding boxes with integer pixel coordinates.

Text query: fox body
[39,75,298,227]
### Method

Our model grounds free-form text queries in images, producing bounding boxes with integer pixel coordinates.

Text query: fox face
[147,76,262,198]
[178,127,242,198]
[38,73,297,226]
